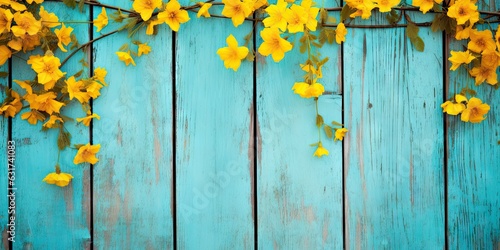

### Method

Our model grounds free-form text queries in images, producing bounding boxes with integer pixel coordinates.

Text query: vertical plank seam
[442,31,449,250]
[252,17,258,250]
[172,30,178,250]
[88,5,95,249]
[7,57,13,250]
[340,1,346,249]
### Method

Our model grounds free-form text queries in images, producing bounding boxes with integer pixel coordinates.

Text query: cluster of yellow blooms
[0,0,498,187]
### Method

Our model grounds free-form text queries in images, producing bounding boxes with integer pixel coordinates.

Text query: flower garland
[0,0,498,187]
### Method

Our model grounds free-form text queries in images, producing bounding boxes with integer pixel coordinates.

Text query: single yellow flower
[28,53,65,86]
[76,113,100,126]
[39,6,59,28]
[86,81,103,99]
[74,143,101,164]
[94,7,108,32]
[346,0,375,19]
[3,1,26,12]
[374,0,400,12]
[0,8,13,33]
[222,0,253,27]
[283,4,307,33]
[43,172,74,187]
[66,76,90,103]
[441,99,465,115]
[216,34,249,71]
[334,128,348,141]
[14,79,33,94]
[116,51,136,66]
[28,92,65,114]
[263,0,288,32]
[447,0,479,25]
[313,142,329,157]
[0,45,11,65]
[300,63,322,79]
[55,23,73,52]
[26,0,44,3]
[14,34,41,52]
[461,97,490,123]
[335,22,347,44]
[292,81,325,98]
[258,27,292,62]
[412,0,442,14]
[455,25,473,40]
[0,89,22,118]
[480,49,500,69]
[138,43,152,56]
[448,50,475,71]
[133,0,163,21]
[11,11,41,37]
[146,18,163,35]
[157,0,190,32]
[244,0,267,10]
[20,110,45,125]
[300,0,319,31]
[469,65,498,85]
[467,29,496,53]
[197,2,212,18]
[43,115,63,128]
[93,67,107,86]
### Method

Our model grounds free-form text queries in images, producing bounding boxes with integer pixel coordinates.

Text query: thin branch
[60,29,119,67]
[45,0,135,14]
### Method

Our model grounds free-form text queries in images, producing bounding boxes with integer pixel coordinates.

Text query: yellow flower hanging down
[441,94,467,115]
[55,23,73,52]
[66,76,90,103]
[116,51,136,66]
[43,172,74,187]
[447,0,479,26]
[74,143,101,164]
[448,50,475,71]
[133,0,163,21]
[216,34,249,71]
[313,142,329,157]
[76,113,100,126]
[335,23,347,44]
[157,0,190,32]
[222,0,253,27]
[300,0,319,31]
[263,0,288,32]
[94,67,107,86]
[197,2,212,18]
[43,115,63,129]
[258,27,292,62]
[283,4,307,33]
[461,97,490,123]
[138,43,152,56]
[94,7,108,32]
[20,110,45,125]
[335,128,348,141]
[412,0,442,14]
[292,81,325,98]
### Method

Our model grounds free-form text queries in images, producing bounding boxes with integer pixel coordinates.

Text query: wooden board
[11,3,91,248]
[92,0,174,248]
[1,63,9,250]
[175,9,255,249]
[342,14,445,248]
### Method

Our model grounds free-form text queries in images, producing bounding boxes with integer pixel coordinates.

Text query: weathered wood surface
[1,0,499,249]
[1,64,8,250]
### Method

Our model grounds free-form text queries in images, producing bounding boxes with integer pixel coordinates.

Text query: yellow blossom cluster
[442,94,490,123]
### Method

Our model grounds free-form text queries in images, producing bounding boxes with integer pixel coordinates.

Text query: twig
[60,29,119,67]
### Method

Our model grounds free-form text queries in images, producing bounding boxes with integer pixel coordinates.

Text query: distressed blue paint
[92,1,174,248]
[12,4,91,249]
[1,64,8,249]
[343,13,445,249]
[175,10,255,249]
[256,22,344,248]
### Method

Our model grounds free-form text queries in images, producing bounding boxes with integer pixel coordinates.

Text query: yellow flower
[216,34,249,71]
[447,0,479,25]
[11,11,41,37]
[292,81,325,98]
[43,115,63,128]
[133,0,163,21]
[263,0,288,32]
[0,89,22,118]
[300,63,322,78]
[496,26,500,50]
[335,128,348,141]
[258,27,292,62]
[2,1,26,11]
[467,29,496,53]
[55,23,73,52]
[146,18,163,35]
[197,2,212,18]
[39,6,59,28]
[335,22,347,44]
[448,50,475,71]
[116,51,136,66]
[469,65,498,85]
[374,0,400,12]
[455,25,473,40]
[20,110,45,125]
[412,0,442,14]
[74,143,101,164]
[27,92,64,114]
[138,43,152,56]
[43,172,74,187]
[0,45,11,65]
[158,0,190,32]
[94,7,108,32]
[66,76,90,103]
[14,79,33,94]
[480,49,500,69]
[313,142,329,157]
[13,34,41,52]
[93,67,107,86]
[26,0,44,3]
[245,0,267,10]
[222,0,253,27]
[0,8,13,33]
[301,0,319,31]
[76,113,100,126]
[461,97,490,123]
[283,4,307,33]
[441,94,467,115]
[29,54,65,88]
[86,81,103,98]
[346,0,375,19]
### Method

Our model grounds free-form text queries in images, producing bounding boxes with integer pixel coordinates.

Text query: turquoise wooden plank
[175,11,255,250]
[1,64,9,250]
[446,31,500,250]
[256,19,344,250]
[343,14,445,248]
[92,0,174,248]
[12,3,91,248]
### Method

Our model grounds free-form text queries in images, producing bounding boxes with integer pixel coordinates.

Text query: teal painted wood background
[1,0,499,249]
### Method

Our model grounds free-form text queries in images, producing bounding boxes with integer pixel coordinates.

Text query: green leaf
[340,5,355,22]
[406,22,419,39]
[319,28,327,45]
[318,57,329,67]
[57,130,72,150]
[246,51,255,62]
[410,36,425,52]
[324,125,333,139]
[63,0,77,8]
[316,114,324,127]
[325,28,335,44]
[78,0,85,12]
[0,72,8,78]
[386,9,400,25]
[331,120,344,127]
[320,8,328,24]
[73,144,85,149]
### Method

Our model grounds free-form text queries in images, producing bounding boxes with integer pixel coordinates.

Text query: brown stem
[60,29,119,67]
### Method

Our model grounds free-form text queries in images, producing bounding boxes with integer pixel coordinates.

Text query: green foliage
[406,22,425,52]
[324,124,333,139]
[386,9,401,25]
[316,114,324,127]
[430,13,456,34]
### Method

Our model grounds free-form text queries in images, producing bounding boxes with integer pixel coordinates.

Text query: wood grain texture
[256,21,344,249]
[343,13,445,249]
[175,10,255,249]
[92,1,174,248]
[11,4,91,249]
[1,64,8,250]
